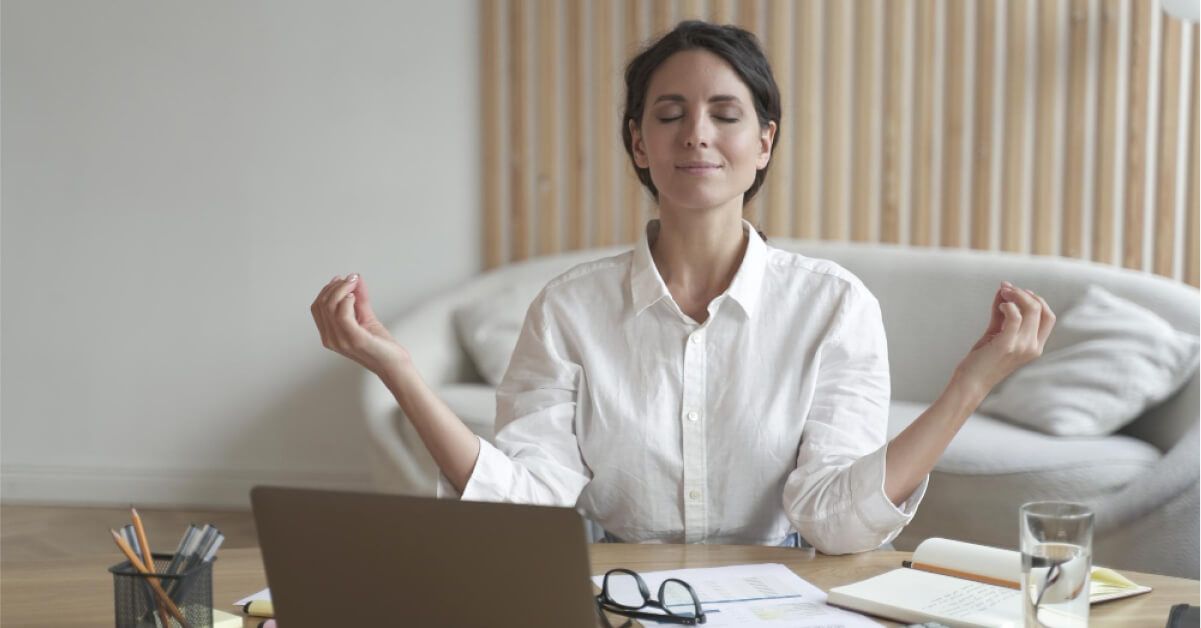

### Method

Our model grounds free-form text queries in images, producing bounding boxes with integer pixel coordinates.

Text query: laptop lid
[250,486,599,627]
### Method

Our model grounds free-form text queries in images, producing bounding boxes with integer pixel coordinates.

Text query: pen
[167,524,209,597]
[131,508,172,628]
[170,531,224,604]
[110,529,192,628]
[164,524,197,580]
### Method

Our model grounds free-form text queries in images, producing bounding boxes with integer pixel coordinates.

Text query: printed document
[591,563,880,627]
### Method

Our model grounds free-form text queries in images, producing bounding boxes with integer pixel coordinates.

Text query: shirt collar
[630,217,767,320]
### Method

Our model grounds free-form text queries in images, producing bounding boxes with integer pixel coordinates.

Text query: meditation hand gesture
[310,274,411,376]
[954,281,1056,397]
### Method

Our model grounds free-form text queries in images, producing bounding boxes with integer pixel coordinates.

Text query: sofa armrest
[360,293,483,495]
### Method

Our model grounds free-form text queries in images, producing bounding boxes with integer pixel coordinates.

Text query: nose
[681,112,714,149]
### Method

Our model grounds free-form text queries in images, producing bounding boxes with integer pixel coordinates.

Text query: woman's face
[629,49,776,213]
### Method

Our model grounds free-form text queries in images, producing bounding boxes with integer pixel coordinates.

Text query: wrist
[377,356,418,391]
[945,368,990,412]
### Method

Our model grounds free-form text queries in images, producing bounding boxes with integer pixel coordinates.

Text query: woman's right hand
[310,274,412,376]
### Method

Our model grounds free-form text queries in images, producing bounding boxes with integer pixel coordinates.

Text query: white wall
[1,1,480,507]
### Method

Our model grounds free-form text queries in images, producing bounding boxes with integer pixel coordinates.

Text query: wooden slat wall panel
[795,0,823,240]
[851,0,881,243]
[566,0,586,250]
[1062,0,1090,259]
[880,0,908,245]
[1154,14,1181,277]
[766,0,793,236]
[480,0,1201,289]
[482,0,503,268]
[508,0,530,261]
[1188,27,1200,287]
[1124,0,1152,270]
[941,0,967,249]
[1093,0,1123,265]
[592,0,615,248]
[537,0,559,256]
[971,0,998,251]
[912,0,936,247]
[624,0,648,245]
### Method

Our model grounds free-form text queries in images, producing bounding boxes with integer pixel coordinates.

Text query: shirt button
[689,490,702,500]
[687,411,699,421]
[690,334,702,344]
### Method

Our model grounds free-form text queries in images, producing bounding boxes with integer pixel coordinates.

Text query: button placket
[680,325,708,543]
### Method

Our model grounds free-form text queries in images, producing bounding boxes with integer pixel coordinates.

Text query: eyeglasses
[595,568,707,626]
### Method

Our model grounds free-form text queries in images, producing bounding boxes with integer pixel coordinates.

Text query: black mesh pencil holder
[109,553,214,628]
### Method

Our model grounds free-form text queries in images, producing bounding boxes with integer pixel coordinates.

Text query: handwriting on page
[923,582,1014,617]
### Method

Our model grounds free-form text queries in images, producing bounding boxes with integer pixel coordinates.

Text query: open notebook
[827,538,1151,628]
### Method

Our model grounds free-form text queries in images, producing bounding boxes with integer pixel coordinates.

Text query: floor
[1,504,259,564]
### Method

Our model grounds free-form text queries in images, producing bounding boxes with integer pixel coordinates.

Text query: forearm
[378,360,482,494]
[884,371,988,505]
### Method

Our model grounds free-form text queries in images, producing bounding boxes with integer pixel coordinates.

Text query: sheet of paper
[591,563,881,627]
[233,587,271,606]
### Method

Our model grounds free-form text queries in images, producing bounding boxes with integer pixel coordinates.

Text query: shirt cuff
[849,442,929,533]
[435,436,507,502]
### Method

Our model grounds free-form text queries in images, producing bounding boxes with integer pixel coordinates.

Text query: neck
[649,200,748,303]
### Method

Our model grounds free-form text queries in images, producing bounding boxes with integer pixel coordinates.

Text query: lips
[676,161,722,175]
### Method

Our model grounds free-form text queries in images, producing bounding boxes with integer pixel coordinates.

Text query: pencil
[131,508,172,627]
[110,529,192,628]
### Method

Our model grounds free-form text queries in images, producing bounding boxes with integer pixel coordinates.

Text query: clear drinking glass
[1020,501,1094,628]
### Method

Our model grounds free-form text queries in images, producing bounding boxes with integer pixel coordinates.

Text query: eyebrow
[651,94,743,105]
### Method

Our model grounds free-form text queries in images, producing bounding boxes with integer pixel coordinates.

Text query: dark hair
[621,21,781,239]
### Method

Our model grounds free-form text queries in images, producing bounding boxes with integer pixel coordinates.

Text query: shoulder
[526,249,633,320]
[763,246,876,304]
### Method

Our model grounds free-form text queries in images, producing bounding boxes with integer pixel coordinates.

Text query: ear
[756,121,777,170]
[629,119,649,169]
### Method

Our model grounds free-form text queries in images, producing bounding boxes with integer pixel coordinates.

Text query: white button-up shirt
[439,218,927,553]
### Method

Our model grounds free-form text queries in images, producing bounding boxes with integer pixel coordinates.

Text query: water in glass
[1022,541,1089,628]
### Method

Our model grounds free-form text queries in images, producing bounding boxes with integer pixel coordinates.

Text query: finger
[998,301,1023,342]
[1004,284,1041,342]
[350,273,371,304]
[321,274,360,312]
[324,277,360,347]
[334,291,365,350]
[1029,291,1056,346]
[985,283,1008,336]
[311,275,342,347]
[349,275,373,325]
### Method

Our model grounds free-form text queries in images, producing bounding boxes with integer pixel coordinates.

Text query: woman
[309,21,1054,554]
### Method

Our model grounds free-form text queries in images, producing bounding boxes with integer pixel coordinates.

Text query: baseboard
[0,463,374,509]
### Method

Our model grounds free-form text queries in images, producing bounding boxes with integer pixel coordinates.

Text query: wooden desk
[2,545,1196,626]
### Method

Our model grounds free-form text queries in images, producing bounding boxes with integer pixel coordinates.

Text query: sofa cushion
[976,285,1200,437]
[887,400,1161,551]
[888,400,1160,484]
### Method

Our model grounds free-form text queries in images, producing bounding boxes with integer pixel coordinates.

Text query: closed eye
[656,116,740,123]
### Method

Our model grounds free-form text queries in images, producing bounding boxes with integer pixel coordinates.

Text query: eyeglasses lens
[605,573,648,608]
[661,580,698,618]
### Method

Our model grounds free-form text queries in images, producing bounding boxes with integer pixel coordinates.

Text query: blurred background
[2,0,1197,511]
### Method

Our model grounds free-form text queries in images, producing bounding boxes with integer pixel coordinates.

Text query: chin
[659,187,742,211]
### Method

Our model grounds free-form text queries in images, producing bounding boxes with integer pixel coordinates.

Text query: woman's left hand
[953,281,1056,399]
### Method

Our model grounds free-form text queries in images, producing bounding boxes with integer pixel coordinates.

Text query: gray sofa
[361,240,1200,578]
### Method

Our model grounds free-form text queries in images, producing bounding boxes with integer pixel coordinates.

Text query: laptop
[250,485,600,627]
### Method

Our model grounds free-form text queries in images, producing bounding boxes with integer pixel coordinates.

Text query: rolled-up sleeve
[436,289,592,507]
[781,284,928,554]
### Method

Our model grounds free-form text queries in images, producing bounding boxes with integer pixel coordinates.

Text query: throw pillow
[453,286,539,386]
